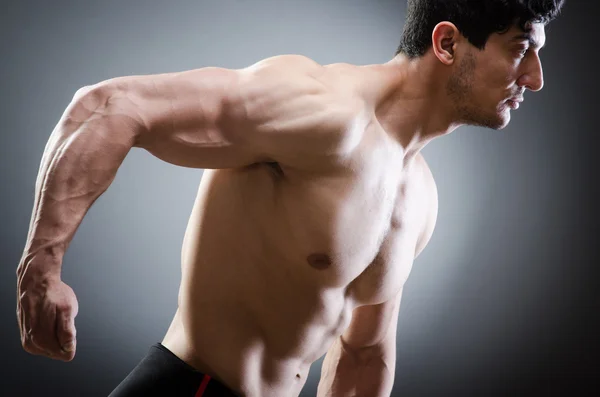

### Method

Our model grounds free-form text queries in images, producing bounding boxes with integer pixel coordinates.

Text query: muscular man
[16,1,564,396]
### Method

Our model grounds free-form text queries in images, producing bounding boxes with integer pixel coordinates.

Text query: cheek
[476,65,515,103]
[472,70,503,100]
[480,55,515,85]
[491,64,514,87]
[498,59,520,86]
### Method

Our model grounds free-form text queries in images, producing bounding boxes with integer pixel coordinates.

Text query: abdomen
[178,166,354,367]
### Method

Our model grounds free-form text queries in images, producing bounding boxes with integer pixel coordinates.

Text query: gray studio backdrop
[1,1,595,396]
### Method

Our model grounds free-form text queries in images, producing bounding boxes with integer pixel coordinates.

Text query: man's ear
[431,22,460,65]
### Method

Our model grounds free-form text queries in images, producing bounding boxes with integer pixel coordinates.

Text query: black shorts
[108,343,239,397]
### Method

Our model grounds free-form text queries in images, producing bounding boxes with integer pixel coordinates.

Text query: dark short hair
[396,0,565,58]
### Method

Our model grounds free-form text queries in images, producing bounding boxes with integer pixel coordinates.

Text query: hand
[17,270,79,362]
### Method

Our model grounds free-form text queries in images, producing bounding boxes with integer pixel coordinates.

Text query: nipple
[307,253,332,270]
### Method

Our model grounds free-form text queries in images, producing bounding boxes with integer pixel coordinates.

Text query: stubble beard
[446,50,507,130]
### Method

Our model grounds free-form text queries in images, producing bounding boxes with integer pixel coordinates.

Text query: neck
[376,53,462,161]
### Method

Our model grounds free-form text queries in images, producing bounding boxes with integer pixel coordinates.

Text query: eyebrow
[511,33,545,49]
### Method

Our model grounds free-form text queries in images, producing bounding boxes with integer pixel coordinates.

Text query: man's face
[447,23,546,129]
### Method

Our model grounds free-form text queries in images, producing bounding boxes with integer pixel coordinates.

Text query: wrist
[17,249,62,283]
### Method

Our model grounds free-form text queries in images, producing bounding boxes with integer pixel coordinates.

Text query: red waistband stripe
[195,374,211,397]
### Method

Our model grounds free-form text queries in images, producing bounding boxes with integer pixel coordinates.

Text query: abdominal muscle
[163,292,351,397]
[162,149,417,396]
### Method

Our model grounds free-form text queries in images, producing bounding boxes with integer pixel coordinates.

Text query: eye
[515,47,528,58]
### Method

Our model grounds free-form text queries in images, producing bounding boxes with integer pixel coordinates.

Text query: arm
[16,54,348,360]
[18,68,253,291]
[317,290,403,397]
[317,156,438,397]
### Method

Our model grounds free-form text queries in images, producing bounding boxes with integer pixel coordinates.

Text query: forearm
[18,84,139,278]
[317,337,395,397]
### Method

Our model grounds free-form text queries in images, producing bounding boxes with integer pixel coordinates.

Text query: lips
[505,95,523,108]
[506,99,520,109]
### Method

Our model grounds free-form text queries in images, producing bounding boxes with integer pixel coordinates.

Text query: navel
[307,253,332,270]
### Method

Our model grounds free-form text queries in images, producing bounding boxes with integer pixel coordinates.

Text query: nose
[518,54,544,92]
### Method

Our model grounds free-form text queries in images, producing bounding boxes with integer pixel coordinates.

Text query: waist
[164,303,314,397]
[174,257,355,393]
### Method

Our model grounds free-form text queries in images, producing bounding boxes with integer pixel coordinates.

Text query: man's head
[396,0,565,129]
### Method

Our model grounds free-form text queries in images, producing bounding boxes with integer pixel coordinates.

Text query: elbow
[69,82,113,115]
[72,80,114,104]
[66,81,144,144]
[72,85,95,102]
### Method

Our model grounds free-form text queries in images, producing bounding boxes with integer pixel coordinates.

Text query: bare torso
[161,62,434,397]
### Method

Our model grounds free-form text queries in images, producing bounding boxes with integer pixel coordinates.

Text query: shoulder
[245,55,364,98]
[414,153,438,258]
[224,56,366,165]
[241,55,373,109]
[243,54,324,78]
[237,55,367,131]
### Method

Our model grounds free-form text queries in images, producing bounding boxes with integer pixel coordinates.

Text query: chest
[274,139,427,305]
[344,177,423,305]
